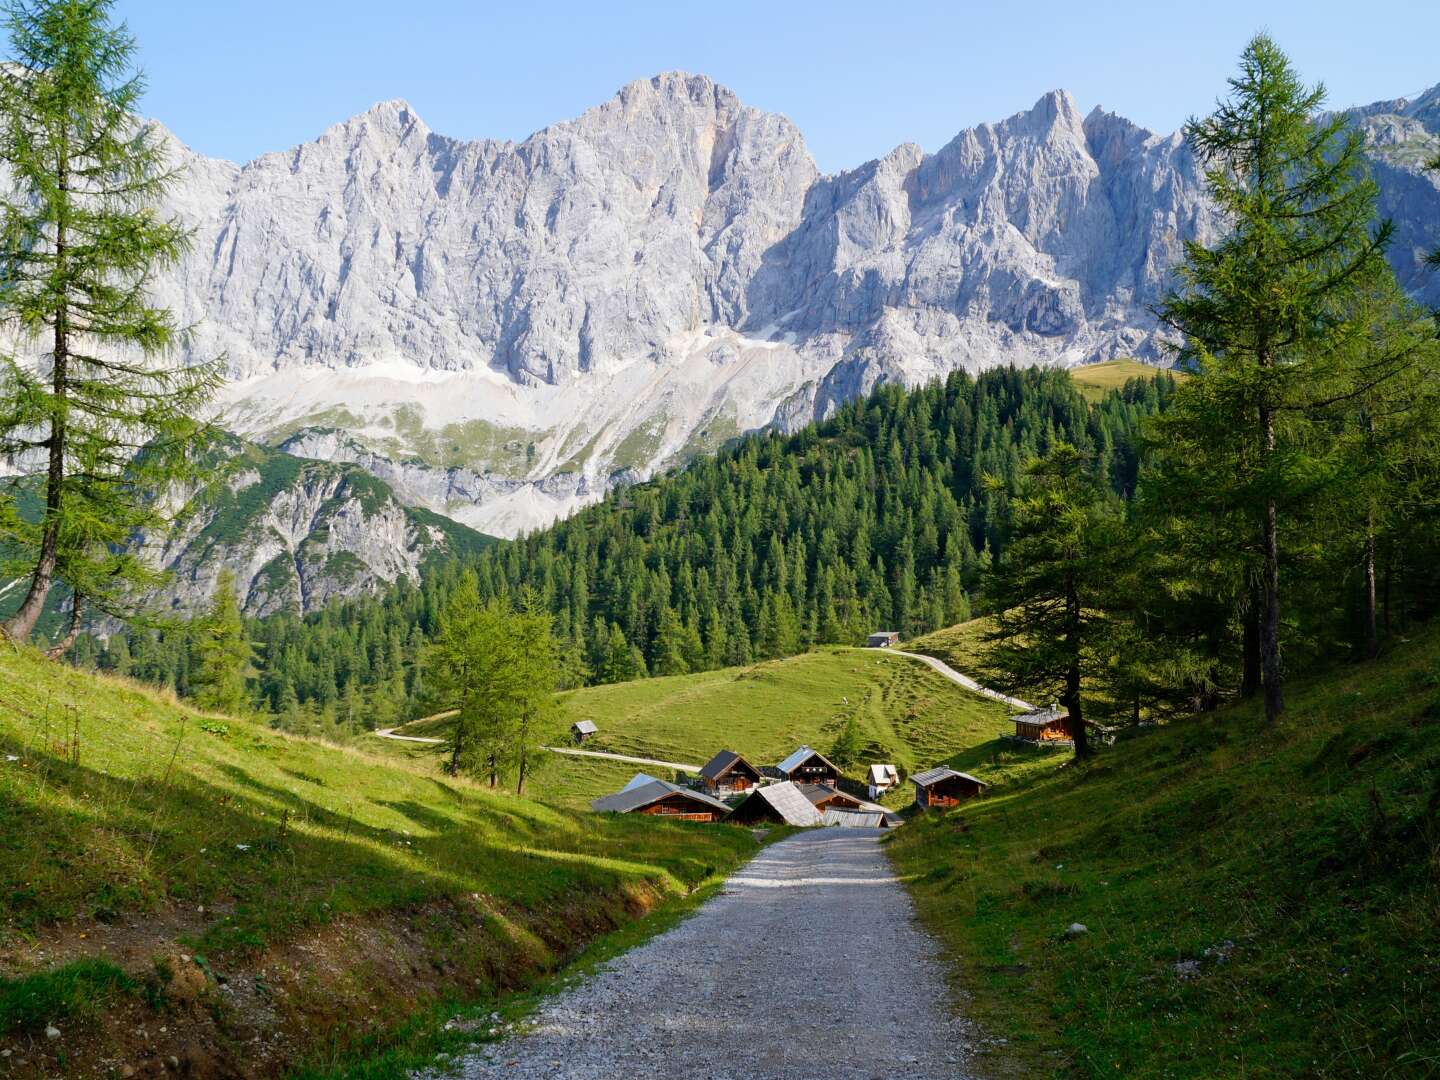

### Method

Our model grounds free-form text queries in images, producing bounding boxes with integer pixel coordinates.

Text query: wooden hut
[590,777,731,823]
[774,745,843,788]
[867,763,899,799]
[867,631,901,648]
[1012,706,1073,744]
[797,782,866,813]
[911,767,988,810]
[697,750,762,795]
[571,719,598,744]
[729,781,824,827]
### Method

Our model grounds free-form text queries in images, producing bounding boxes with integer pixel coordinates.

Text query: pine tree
[0,0,221,641]
[982,444,1127,759]
[511,588,562,796]
[191,571,254,715]
[1157,34,1394,722]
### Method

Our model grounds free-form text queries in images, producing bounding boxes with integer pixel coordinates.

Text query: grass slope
[1069,359,1181,403]
[888,626,1440,1078]
[0,646,752,1061]
[396,647,1046,808]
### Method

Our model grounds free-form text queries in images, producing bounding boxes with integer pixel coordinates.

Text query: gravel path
[888,648,1035,712]
[541,746,702,772]
[452,829,977,1079]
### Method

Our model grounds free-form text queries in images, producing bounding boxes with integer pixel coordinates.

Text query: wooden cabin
[729,781,824,827]
[1012,706,1073,744]
[867,763,899,799]
[590,777,731,823]
[774,745,843,788]
[911,767,988,810]
[867,631,901,648]
[698,750,762,795]
[797,783,865,813]
[571,719,598,744]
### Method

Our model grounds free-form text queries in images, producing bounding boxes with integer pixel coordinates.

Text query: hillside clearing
[1069,358,1182,403]
[887,625,1440,1077]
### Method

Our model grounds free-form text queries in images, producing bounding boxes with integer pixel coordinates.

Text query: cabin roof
[620,772,659,793]
[822,808,890,828]
[736,781,823,826]
[699,749,759,781]
[776,744,841,777]
[910,766,989,789]
[796,783,864,809]
[572,719,598,734]
[1014,708,1067,725]
[867,763,899,784]
[591,778,731,816]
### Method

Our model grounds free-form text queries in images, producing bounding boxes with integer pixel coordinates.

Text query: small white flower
[235,843,250,852]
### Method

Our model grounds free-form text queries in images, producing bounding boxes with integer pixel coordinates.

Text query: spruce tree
[1158,34,1394,721]
[191,571,253,715]
[0,0,220,642]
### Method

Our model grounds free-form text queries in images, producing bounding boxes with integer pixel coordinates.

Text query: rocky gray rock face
[133,436,488,617]
[147,74,1440,536]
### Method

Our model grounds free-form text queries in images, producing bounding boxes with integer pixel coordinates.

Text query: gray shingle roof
[776,745,840,777]
[620,772,659,793]
[572,719,598,734]
[910,766,988,789]
[822,808,889,828]
[699,749,758,781]
[796,783,864,809]
[591,778,731,816]
[735,781,823,826]
[867,763,899,785]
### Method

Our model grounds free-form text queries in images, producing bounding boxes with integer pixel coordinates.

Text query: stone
[1064,923,1088,938]
[44,1025,60,1040]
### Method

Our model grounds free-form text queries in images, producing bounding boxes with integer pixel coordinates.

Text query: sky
[110,0,1440,174]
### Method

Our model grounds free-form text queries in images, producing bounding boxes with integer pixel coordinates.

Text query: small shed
[867,763,900,799]
[571,719,598,744]
[775,745,843,788]
[822,808,891,829]
[867,631,901,648]
[911,767,988,810]
[591,778,731,823]
[729,781,824,827]
[698,749,763,795]
[1012,706,1073,744]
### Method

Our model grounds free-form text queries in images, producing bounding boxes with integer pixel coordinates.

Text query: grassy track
[888,626,1440,1078]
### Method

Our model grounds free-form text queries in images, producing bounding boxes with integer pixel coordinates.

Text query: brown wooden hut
[590,777,731,823]
[1012,707,1073,743]
[697,750,762,795]
[910,767,988,810]
[774,745,843,788]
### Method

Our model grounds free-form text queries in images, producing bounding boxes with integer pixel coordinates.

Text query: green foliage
[0,0,222,640]
[190,570,255,715]
[0,958,133,1035]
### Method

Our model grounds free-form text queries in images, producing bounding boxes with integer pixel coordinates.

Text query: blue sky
[111,0,1439,173]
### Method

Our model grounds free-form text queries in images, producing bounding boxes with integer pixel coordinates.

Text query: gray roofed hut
[1012,706,1073,744]
[729,781,824,827]
[774,745,843,788]
[911,767,988,810]
[867,763,899,799]
[591,778,732,822]
[571,719,598,744]
[698,750,762,795]
[867,631,901,648]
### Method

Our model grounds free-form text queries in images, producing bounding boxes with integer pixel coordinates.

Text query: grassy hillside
[0,647,753,1074]
[888,625,1440,1078]
[394,646,1052,808]
[1069,358,1182,403]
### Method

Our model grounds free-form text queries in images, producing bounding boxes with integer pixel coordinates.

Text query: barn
[911,767,988,810]
[729,781,824,827]
[698,750,763,795]
[1012,706,1073,744]
[774,745,843,788]
[590,777,732,822]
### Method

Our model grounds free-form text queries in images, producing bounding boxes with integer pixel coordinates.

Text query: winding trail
[452,830,976,1079]
[371,727,445,745]
[371,727,700,773]
[887,648,1034,712]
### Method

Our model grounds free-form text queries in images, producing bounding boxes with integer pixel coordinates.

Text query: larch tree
[982,443,1127,759]
[511,588,563,796]
[1157,34,1394,722]
[0,0,220,644]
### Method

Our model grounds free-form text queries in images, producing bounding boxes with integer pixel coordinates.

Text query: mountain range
[147,74,1440,542]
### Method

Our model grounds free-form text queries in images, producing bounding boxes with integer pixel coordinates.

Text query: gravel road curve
[451,829,977,1079]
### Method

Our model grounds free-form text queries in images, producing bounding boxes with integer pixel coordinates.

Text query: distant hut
[729,781,824,827]
[867,631,901,648]
[910,767,988,810]
[697,750,762,795]
[774,745,843,788]
[867,763,900,799]
[591,777,731,823]
[571,719,598,744]
[1012,706,1073,744]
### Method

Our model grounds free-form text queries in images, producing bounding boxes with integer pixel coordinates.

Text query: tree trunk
[45,593,83,660]
[4,148,68,644]
[1259,404,1283,723]
[1363,520,1379,661]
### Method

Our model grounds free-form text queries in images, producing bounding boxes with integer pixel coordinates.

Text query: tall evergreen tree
[0,0,220,642]
[191,570,253,715]
[1158,34,1394,721]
